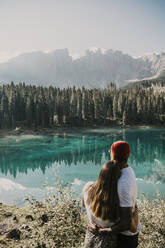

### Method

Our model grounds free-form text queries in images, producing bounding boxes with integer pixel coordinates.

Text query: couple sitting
[82,141,141,248]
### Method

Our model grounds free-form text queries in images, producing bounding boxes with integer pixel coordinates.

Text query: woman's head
[88,160,121,221]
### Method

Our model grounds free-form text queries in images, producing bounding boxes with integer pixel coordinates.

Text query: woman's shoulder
[82,181,94,194]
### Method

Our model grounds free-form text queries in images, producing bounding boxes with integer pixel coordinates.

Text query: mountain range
[0,48,165,88]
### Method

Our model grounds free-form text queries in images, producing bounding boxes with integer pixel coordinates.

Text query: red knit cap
[110,141,130,160]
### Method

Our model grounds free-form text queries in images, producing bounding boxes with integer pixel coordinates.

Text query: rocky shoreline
[0,202,34,246]
[0,196,165,248]
[0,193,86,248]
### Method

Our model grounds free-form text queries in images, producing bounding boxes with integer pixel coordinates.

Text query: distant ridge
[0,48,165,88]
[123,78,165,90]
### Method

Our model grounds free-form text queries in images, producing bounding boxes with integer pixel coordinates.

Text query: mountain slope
[0,48,165,88]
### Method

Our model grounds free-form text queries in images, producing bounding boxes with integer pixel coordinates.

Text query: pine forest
[0,80,165,129]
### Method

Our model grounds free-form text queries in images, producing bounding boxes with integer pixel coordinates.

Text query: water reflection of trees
[0,130,164,179]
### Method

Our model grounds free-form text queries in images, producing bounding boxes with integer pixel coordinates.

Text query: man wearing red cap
[107,141,140,247]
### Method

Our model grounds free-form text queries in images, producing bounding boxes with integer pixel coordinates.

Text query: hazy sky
[0,0,165,62]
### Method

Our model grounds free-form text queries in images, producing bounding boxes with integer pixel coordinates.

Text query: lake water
[0,128,165,206]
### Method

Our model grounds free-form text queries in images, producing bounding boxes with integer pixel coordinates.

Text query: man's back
[118,166,140,235]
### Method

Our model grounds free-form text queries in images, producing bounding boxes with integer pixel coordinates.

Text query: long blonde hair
[88,160,120,221]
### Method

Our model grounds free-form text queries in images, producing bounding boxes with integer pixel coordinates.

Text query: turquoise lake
[0,128,165,206]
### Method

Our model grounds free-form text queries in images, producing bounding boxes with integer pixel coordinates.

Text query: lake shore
[0,124,164,138]
[0,195,164,248]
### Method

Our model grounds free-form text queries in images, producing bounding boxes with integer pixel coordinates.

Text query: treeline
[0,80,165,129]
[124,78,165,89]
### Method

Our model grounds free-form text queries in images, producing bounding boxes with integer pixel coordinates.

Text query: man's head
[110,141,130,162]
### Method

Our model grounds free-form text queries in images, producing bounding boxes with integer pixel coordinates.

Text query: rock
[0,240,7,246]
[36,242,46,248]
[25,214,34,221]
[13,216,18,222]
[40,214,48,223]
[7,228,21,240]
[21,224,31,231]
[0,224,12,235]
[35,201,43,207]
[4,212,12,217]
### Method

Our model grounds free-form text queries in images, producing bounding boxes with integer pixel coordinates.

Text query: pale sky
[0,0,165,62]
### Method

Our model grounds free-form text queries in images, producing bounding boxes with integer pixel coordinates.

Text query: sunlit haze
[0,0,164,62]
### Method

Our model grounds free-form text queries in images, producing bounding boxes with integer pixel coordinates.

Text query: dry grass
[138,196,165,248]
[0,187,164,248]
[0,186,86,248]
